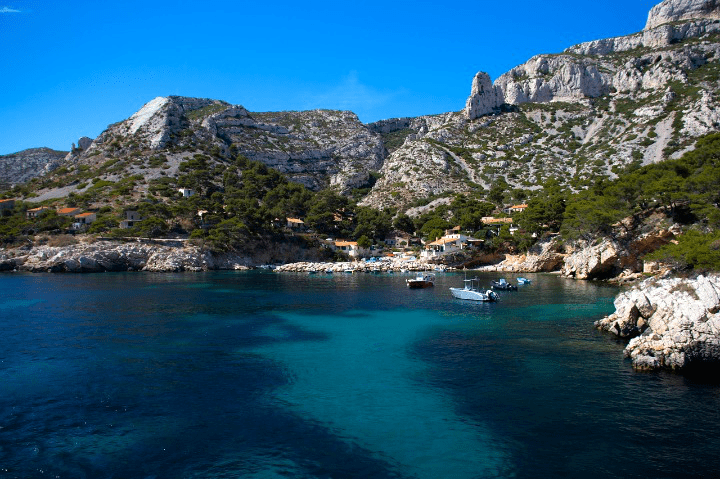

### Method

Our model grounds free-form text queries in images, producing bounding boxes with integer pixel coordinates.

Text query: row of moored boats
[406,272,532,302]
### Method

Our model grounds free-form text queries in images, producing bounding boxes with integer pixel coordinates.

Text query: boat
[406,272,435,288]
[491,278,518,291]
[449,277,499,302]
[517,277,532,284]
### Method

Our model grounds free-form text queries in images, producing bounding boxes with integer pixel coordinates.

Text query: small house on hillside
[27,206,51,218]
[503,204,528,214]
[286,218,305,230]
[74,212,96,224]
[178,188,195,198]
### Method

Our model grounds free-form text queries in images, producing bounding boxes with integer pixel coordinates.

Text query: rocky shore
[274,258,447,273]
[595,274,720,370]
[0,239,251,273]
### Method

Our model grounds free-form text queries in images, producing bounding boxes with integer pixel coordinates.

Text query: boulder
[597,274,720,370]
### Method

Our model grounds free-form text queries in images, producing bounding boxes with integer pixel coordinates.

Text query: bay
[0,271,718,478]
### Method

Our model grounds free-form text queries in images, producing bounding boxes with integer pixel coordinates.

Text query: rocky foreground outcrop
[0,240,251,273]
[596,274,720,370]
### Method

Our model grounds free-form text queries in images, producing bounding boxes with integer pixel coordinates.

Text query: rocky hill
[3,0,720,216]
[361,0,720,209]
[0,147,68,189]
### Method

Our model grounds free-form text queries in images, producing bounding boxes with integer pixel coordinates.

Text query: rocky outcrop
[596,274,720,370]
[645,0,720,30]
[478,237,566,273]
[562,239,626,280]
[0,147,68,187]
[464,72,501,120]
[2,240,251,273]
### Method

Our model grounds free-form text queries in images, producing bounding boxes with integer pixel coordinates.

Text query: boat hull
[407,280,434,289]
[449,287,498,302]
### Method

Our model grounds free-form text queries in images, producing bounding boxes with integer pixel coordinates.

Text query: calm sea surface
[1,271,719,478]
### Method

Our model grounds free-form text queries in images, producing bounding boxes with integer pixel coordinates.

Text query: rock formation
[596,274,720,370]
[0,147,68,188]
[645,0,720,30]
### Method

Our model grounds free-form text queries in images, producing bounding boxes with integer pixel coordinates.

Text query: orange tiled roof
[75,212,94,218]
[286,218,304,223]
[335,241,357,247]
[427,237,458,246]
[57,207,79,214]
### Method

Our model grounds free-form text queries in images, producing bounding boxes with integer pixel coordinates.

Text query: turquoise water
[1,271,719,478]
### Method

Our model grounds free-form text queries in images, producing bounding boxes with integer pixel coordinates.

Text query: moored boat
[492,278,518,291]
[449,277,499,302]
[517,277,531,284]
[406,272,435,288]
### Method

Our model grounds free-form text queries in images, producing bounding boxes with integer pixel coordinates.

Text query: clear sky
[1,0,659,155]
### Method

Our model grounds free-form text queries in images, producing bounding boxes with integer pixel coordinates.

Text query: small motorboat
[517,277,532,284]
[491,278,518,291]
[450,277,499,302]
[407,272,435,288]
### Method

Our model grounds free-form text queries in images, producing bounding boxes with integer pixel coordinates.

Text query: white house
[26,206,51,218]
[334,240,367,258]
[178,188,195,197]
[74,212,96,224]
[503,204,528,214]
[421,234,468,259]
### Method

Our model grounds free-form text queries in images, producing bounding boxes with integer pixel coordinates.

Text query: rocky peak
[464,72,500,120]
[645,0,720,30]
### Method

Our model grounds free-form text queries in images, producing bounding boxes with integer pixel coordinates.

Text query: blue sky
[1,0,658,154]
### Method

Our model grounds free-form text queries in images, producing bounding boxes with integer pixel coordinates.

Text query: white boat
[406,272,435,289]
[450,277,499,302]
[517,277,531,284]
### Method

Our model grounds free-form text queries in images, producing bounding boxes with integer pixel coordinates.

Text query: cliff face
[596,274,720,370]
[646,0,720,29]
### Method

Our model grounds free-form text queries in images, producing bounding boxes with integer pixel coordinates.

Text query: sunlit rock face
[645,0,720,30]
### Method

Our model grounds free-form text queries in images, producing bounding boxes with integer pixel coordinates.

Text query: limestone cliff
[646,0,720,30]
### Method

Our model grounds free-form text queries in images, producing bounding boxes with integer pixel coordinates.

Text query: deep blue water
[1,271,719,478]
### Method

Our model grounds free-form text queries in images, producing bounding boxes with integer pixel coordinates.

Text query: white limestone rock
[464,72,501,120]
[646,0,720,30]
[597,274,720,370]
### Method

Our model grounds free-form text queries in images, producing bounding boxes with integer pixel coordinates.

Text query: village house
[178,188,195,197]
[119,211,142,229]
[503,204,528,214]
[0,199,15,213]
[286,218,305,231]
[26,206,51,218]
[421,233,469,259]
[333,240,368,258]
[57,207,81,217]
[74,212,96,224]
